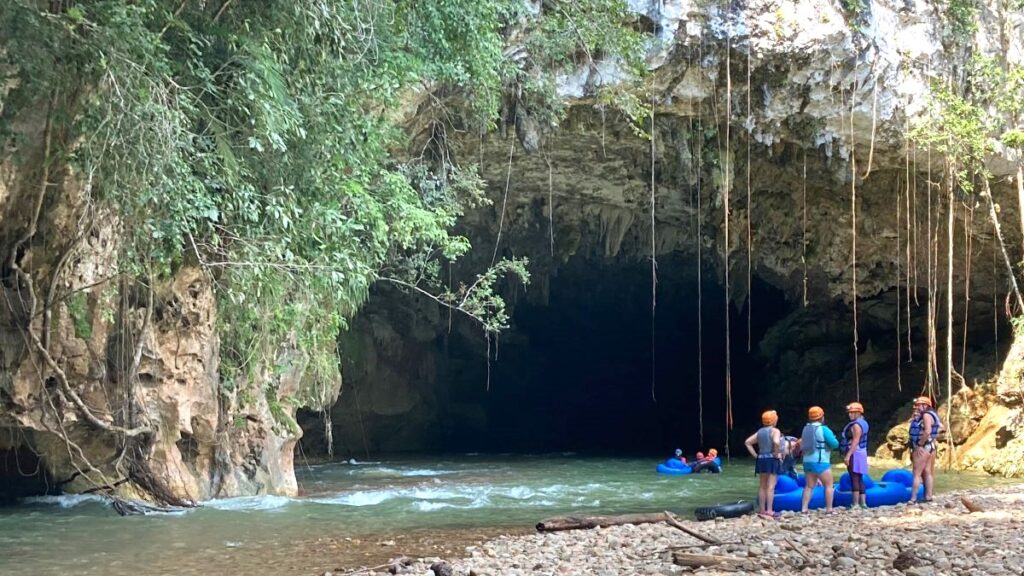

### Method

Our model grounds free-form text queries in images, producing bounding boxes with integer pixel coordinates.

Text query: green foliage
[1003,129,1024,150]
[912,85,991,192]
[945,0,979,39]
[67,292,93,340]
[839,0,869,31]
[1,1,640,419]
[912,56,1024,193]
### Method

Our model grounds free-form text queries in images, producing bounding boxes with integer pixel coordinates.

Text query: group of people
[672,447,721,473]
[744,397,942,519]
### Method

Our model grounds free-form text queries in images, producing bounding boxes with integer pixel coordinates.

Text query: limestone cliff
[329,0,1024,468]
[5,0,1024,502]
[0,115,311,502]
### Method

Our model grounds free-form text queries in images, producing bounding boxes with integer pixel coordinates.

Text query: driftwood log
[672,552,745,568]
[536,511,720,545]
[536,512,669,532]
[663,511,722,545]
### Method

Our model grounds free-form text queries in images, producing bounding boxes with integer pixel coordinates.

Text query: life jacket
[756,426,777,457]
[909,409,942,445]
[840,417,868,453]
[801,422,830,463]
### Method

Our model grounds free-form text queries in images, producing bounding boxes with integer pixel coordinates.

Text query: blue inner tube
[771,469,923,511]
[656,461,692,475]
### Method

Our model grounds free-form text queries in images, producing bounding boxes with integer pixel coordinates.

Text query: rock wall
[0,115,306,501]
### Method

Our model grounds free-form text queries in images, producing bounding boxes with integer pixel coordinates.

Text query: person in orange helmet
[909,396,942,503]
[799,406,839,513]
[840,401,869,509]
[744,410,782,519]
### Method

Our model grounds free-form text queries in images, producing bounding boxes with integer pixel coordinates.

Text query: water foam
[20,494,106,508]
[205,495,293,511]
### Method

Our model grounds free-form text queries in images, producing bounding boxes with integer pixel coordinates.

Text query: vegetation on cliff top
[0,0,644,422]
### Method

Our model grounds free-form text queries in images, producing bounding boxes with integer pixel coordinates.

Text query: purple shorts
[849,449,869,474]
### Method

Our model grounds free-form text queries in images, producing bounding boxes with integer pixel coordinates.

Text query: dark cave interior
[458,253,791,455]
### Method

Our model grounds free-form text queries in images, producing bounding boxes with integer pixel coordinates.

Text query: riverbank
[345,483,1024,576]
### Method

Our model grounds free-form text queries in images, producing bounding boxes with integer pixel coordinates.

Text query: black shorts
[755,456,782,475]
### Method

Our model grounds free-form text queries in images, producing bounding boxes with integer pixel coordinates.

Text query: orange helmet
[708,448,718,457]
[914,396,932,407]
[845,402,864,414]
[808,406,825,420]
[761,410,778,426]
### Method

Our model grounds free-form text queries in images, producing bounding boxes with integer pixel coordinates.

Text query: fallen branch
[785,537,813,565]
[664,511,722,545]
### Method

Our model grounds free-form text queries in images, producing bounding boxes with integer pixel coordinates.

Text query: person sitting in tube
[673,448,687,464]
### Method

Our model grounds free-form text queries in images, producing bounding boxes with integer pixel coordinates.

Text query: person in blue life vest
[744,410,783,519]
[909,396,942,503]
[840,402,869,509]
[798,405,840,513]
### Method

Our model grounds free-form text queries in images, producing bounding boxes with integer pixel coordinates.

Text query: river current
[0,455,1009,575]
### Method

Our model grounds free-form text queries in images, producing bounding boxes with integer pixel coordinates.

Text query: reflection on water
[0,455,1011,576]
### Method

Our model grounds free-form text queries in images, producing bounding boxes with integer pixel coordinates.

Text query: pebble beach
[342,483,1024,576]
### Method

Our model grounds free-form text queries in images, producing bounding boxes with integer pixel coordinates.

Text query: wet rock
[430,561,454,576]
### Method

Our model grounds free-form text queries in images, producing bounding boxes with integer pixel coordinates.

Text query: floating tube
[770,470,923,511]
[691,459,722,474]
[656,459,692,475]
[656,457,723,475]
[694,500,754,521]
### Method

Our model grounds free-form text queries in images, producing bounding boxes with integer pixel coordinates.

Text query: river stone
[830,557,857,570]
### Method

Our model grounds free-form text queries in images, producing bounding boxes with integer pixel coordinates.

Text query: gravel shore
[341,483,1024,576]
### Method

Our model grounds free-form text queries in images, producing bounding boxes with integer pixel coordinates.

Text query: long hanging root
[696,112,706,448]
[802,151,808,307]
[650,106,658,403]
[897,174,902,391]
[850,96,861,400]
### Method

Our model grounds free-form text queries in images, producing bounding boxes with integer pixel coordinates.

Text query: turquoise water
[0,455,1011,575]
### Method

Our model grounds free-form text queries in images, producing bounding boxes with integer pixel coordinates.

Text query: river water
[0,455,1010,575]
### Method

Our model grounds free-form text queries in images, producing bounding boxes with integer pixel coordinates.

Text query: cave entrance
[440,252,792,455]
[0,444,58,505]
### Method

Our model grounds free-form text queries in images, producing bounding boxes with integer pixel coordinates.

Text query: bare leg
[923,450,936,501]
[801,472,818,512]
[821,469,834,511]
[766,474,778,514]
[758,474,769,513]
[911,447,927,502]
